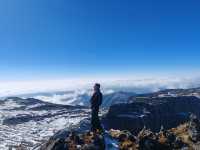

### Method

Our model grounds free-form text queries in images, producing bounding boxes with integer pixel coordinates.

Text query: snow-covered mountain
[0,97,89,149]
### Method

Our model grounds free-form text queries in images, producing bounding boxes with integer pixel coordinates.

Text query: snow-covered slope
[0,97,90,150]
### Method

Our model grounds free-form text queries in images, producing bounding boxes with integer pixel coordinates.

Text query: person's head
[94,83,101,92]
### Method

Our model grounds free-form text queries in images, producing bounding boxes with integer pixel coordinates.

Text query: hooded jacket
[90,91,103,109]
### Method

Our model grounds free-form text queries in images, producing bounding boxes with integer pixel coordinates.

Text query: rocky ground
[37,114,200,150]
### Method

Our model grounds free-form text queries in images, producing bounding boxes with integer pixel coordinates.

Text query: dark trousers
[91,107,102,132]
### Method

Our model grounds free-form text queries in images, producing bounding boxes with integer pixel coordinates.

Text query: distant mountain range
[136,87,200,98]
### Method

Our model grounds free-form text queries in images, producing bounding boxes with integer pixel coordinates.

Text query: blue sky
[0,0,200,80]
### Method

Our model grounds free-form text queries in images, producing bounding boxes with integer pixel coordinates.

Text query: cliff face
[103,96,200,134]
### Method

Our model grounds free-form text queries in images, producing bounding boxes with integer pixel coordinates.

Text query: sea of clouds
[0,76,200,105]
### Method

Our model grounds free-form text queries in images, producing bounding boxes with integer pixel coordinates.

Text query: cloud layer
[0,76,200,105]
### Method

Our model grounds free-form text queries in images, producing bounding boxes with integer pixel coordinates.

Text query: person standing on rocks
[90,83,103,132]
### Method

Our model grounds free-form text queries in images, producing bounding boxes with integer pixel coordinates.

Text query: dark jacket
[90,91,103,109]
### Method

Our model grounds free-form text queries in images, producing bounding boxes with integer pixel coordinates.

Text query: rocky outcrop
[39,118,106,150]
[39,115,200,150]
[40,131,105,150]
[103,96,200,133]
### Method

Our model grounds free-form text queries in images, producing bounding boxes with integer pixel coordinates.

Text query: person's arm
[98,92,103,107]
[94,92,102,107]
[90,93,96,108]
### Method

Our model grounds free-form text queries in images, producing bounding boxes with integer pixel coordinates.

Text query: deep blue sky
[0,0,200,80]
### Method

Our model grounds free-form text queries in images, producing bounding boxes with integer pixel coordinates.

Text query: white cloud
[0,76,200,101]
[33,90,92,105]
[0,79,90,98]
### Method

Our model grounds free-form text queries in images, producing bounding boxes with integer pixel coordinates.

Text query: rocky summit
[39,115,200,150]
